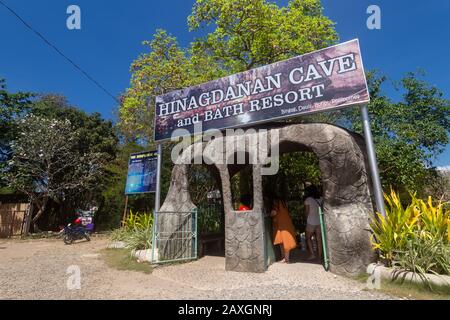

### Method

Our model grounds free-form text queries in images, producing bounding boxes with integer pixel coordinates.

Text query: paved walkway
[0,238,394,300]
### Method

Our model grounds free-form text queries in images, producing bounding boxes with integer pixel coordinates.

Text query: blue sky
[0,0,449,166]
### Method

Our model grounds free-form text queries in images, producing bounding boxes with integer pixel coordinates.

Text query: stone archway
[159,123,377,276]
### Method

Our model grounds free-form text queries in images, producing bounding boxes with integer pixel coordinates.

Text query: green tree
[31,95,119,229]
[0,79,33,170]
[30,94,117,158]
[119,0,449,201]
[0,79,34,137]
[118,0,338,205]
[342,71,450,193]
[189,0,337,193]
[2,94,119,232]
[119,30,194,143]
[4,115,109,234]
[189,0,337,73]
[119,0,338,142]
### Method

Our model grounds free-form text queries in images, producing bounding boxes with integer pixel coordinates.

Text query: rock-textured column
[224,209,266,272]
[222,163,266,273]
[157,146,197,262]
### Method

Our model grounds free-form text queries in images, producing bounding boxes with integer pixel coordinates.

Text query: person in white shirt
[303,185,323,261]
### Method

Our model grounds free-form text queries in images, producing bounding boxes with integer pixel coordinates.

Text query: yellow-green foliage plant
[370,189,449,269]
[111,210,153,251]
[413,196,449,242]
[125,210,153,230]
[370,189,420,265]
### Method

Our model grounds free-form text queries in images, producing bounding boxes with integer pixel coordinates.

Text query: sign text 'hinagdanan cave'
[154,39,369,141]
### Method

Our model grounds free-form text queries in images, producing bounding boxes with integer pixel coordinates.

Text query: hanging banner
[154,39,369,141]
[124,150,158,195]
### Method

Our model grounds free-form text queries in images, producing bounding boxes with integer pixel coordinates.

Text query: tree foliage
[1,92,118,232]
[188,0,337,72]
[0,79,33,163]
[30,94,117,158]
[118,0,339,203]
[119,0,449,200]
[119,0,337,142]
[342,71,450,193]
[119,30,195,142]
[4,115,109,232]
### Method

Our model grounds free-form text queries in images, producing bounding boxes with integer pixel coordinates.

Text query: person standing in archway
[304,185,324,261]
[270,197,297,263]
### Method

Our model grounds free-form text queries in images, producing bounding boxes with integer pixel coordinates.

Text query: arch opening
[187,163,225,257]
[263,145,323,265]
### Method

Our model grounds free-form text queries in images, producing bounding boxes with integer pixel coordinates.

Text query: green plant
[123,226,152,251]
[370,189,450,278]
[110,211,153,251]
[110,227,127,242]
[414,196,449,241]
[393,236,450,279]
[370,189,419,265]
[124,210,153,230]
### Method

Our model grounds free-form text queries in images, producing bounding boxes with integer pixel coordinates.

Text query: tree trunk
[32,212,42,233]
[31,197,48,233]
[32,208,44,233]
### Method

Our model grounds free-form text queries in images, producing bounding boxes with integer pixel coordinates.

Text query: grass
[100,248,153,274]
[357,273,450,300]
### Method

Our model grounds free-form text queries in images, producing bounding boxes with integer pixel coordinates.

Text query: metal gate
[151,209,197,264]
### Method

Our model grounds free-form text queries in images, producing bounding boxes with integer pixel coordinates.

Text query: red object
[238,205,251,211]
[74,218,82,225]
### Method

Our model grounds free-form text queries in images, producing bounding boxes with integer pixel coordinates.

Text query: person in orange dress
[270,198,297,263]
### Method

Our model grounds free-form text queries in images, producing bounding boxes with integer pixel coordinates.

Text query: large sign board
[125,150,158,195]
[154,39,369,141]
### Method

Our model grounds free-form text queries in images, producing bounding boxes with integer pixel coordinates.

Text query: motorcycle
[62,223,91,245]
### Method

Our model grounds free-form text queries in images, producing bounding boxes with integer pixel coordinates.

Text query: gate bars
[151,209,198,264]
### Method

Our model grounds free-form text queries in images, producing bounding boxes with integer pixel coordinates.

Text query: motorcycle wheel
[63,234,74,245]
[84,233,91,242]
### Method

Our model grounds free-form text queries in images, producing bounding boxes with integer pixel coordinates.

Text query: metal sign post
[152,144,163,263]
[360,105,386,218]
[121,195,129,226]
[155,143,162,212]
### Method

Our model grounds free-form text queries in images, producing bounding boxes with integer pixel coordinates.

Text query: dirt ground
[0,237,395,300]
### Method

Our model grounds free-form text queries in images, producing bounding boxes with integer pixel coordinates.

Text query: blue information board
[125,150,158,195]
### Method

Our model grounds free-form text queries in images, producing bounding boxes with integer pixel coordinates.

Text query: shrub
[370,189,449,275]
[415,196,449,241]
[124,210,153,230]
[370,189,420,265]
[393,236,450,278]
[110,210,153,251]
